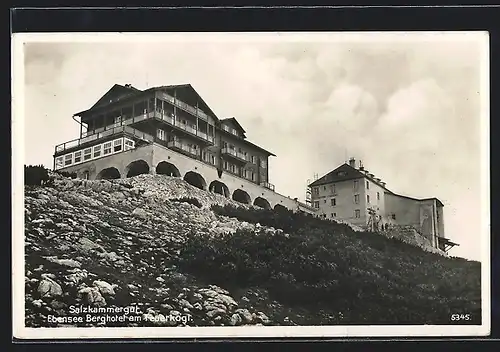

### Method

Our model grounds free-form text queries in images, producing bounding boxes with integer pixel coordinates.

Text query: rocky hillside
[24,173,482,327]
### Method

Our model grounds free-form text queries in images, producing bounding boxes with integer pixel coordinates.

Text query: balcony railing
[55,125,154,154]
[260,182,275,191]
[159,92,210,122]
[155,111,215,143]
[167,140,200,157]
[221,147,247,162]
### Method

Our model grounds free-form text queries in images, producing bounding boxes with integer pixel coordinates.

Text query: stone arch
[232,189,251,205]
[209,180,230,198]
[184,171,207,190]
[126,159,150,178]
[274,204,288,213]
[96,167,121,180]
[156,161,181,177]
[254,197,272,210]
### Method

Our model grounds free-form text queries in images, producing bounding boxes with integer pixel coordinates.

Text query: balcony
[55,125,154,155]
[221,147,248,164]
[260,182,275,192]
[167,140,201,158]
[158,92,211,122]
[153,111,215,145]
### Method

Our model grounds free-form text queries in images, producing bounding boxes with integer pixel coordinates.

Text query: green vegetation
[178,205,481,325]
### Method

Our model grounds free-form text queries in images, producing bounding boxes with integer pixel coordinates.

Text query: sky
[18,33,488,261]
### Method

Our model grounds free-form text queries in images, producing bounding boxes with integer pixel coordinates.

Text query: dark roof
[74,83,220,122]
[152,84,220,122]
[220,117,247,135]
[90,84,140,110]
[308,163,389,190]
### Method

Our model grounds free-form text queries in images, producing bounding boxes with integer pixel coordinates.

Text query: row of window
[312,192,381,209]
[220,141,267,168]
[222,124,242,138]
[55,138,135,170]
[318,210,362,219]
[223,160,257,181]
[312,179,374,195]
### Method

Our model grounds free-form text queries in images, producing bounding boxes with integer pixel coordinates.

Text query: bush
[171,197,202,208]
[24,165,51,186]
[178,204,482,325]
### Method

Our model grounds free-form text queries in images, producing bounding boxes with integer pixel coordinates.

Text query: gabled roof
[152,83,220,122]
[74,83,220,122]
[89,84,141,111]
[309,162,394,193]
[220,117,247,135]
[308,163,367,188]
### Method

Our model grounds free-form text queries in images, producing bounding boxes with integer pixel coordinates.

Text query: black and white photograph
[12,32,490,339]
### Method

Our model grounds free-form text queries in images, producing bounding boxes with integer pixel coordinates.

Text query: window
[64,154,73,166]
[391,213,396,220]
[323,186,326,191]
[157,129,166,141]
[251,172,255,181]
[83,171,90,180]
[243,151,248,160]
[103,142,112,155]
[243,169,248,178]
[331,198,336,206]
[260,159,267,168]
[334,212,337,217]
[251,155,256,164]
[230,164,235,173]
[74,151,82,164]
[330,184,336,194]
[93,145,102,158]
[222,141,228,149]
[113,139,123,152]
[224,161,228,170]
[83,148,92,161]
[355,209,361,218]
[366,181,370,189]
[211,155,215,165]
[114,116,122,124]
[338,171,346,176]
[377,192,380,201]
[124,139,135,151]
[312,187,319,196]
[367,195,370,204]
[55,157,64,169]
[324,199,327,203]
[313,201,320,209]
[353,180,359,190]
[223,125,230,132]
[354,194,360,204]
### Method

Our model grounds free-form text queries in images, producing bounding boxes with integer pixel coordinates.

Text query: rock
[229,313,242,326]
[132,208,149,219]
[78,287,106,306]
[206,308,225,318]
[43,256,82,268]
[156,277,165,283]
[32,299,43,308]
[235,308,253,323]
[93,280,116,295]
[179,299,193,309]
[38,278,62,298]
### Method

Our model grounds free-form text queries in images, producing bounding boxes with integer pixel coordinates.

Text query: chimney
[125,84,132,88]
[381,181,386,187]
[349,157,356,168]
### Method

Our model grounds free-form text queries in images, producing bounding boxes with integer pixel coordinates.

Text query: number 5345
[451,314,471,321]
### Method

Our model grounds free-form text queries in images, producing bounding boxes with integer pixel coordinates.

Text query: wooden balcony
[221,147,248,165]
